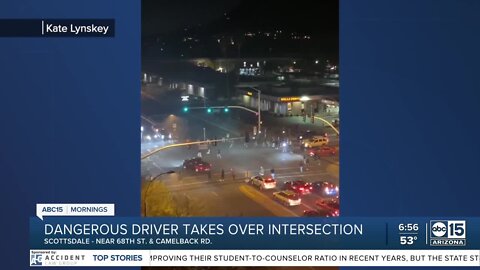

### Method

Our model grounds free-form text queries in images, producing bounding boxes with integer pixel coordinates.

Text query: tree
[142,181,204,217]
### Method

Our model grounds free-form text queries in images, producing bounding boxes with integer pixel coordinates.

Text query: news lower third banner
[30,216,480,267]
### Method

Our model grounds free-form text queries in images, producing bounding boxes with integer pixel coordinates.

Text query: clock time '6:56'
[398,223,419,232]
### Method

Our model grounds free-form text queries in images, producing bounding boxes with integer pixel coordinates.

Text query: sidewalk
[262,113,339,135]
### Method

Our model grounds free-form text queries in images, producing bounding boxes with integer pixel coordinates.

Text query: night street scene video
[141,0,339,218]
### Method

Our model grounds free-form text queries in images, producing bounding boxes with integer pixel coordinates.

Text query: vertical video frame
[141,0,339,219]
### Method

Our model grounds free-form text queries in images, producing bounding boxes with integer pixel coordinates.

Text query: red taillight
[309,186,313,190]
[299,187,304,190]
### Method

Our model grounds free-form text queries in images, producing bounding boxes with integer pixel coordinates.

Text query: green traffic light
[224,107,229,112]
[207,108,212,113]
[183,107,189,112]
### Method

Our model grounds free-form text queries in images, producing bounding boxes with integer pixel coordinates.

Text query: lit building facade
[237,88,338,116]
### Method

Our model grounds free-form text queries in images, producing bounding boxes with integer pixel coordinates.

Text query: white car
[273,190,302,206]
[304,136,329,148]
[250,176,276,190]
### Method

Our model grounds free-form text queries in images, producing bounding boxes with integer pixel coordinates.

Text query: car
[183,157,200,168]
[297,130,318,143]
[284,180,313,195]
[312,181,339,196]
[249,176,276,190]
[273,190,302,206]
[303,136,329,148]
[302,209,338,217]
[307,146,337,158]
[183,157,211,172]
[315,198,340,215]
[151,126,169,140]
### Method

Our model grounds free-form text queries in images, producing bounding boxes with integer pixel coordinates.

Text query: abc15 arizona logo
[429,220,466,246]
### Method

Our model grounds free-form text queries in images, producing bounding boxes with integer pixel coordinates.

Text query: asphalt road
[142,134,338,217]
[141,91,339,217]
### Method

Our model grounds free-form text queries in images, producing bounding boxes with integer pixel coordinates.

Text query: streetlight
[142,170,175,217]
[251,87,262,134]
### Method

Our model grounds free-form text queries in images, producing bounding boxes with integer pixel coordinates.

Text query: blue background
[0,0,479,269]
[341,0,480,216]
[0,0,140,269]
[341,1,480,269]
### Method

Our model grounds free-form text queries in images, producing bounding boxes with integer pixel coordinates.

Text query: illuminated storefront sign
[321,99,338,105]
[280,97,301,102]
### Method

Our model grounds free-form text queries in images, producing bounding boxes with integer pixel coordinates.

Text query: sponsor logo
[30,254,43,266]
[30,250,85,266]
[429,220,466,246]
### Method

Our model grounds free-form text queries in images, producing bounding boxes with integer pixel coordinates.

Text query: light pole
[141,137,243,160]
[203,127,206,141]
[251,87,261,134]
[313,116,340,135]
[142,170,175,217]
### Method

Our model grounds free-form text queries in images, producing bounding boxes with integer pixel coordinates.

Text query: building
[165,80,214,99]
[189,57,334,78]
[237,83,339,117]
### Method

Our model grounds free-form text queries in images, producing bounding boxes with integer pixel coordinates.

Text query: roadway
[141,119,339,217]
[141,90,339,217]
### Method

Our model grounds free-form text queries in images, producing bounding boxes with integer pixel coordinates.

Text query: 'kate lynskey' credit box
[0,19,115,37]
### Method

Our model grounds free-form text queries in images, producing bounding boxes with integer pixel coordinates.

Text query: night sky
[142,0,338,59]
[143,0,338,35]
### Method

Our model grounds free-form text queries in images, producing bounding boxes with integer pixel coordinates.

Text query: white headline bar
[30,250,480,267]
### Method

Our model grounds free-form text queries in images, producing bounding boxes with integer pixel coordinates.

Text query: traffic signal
[183,107,189,112]
[207,108,212,113]
[224,107,229,113]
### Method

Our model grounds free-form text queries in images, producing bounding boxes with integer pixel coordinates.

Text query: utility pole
[310,104,314,123]
[258,90,261,134]
[252,87,262,134]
